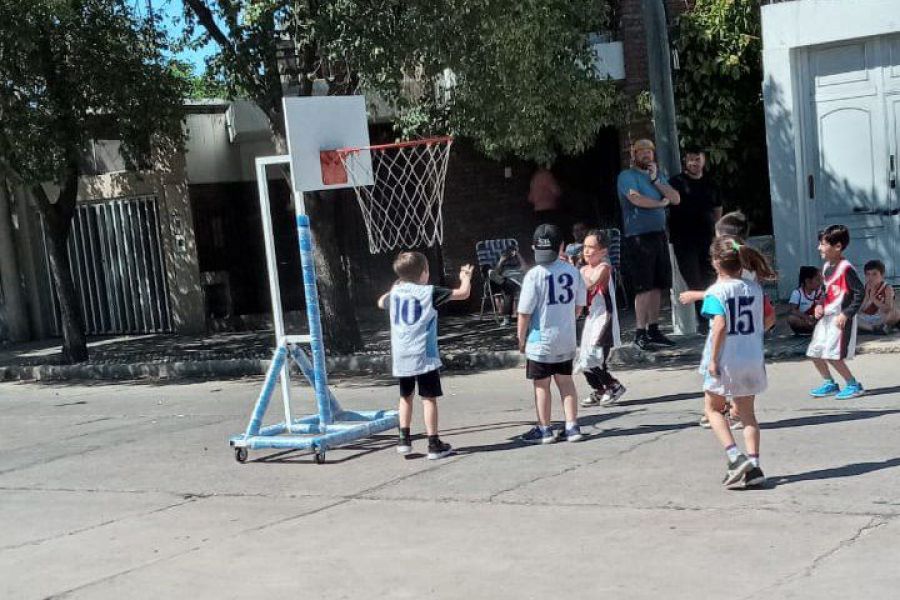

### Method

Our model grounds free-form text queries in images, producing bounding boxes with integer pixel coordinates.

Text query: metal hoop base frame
[229,155,398,464]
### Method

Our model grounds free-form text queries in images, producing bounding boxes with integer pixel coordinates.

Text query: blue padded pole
[288,344,342,416]
[245,345,287,436]
[295,210,333,427]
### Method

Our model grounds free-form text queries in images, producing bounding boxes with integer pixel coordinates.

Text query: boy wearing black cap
[517,224,588,444]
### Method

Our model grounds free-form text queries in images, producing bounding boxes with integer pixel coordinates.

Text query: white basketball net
[338,138,452,254]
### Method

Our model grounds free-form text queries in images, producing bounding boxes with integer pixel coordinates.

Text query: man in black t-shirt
[669,149,722,332]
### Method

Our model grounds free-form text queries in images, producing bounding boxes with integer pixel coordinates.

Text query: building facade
[1,0,695,343]
[762,0,900,297]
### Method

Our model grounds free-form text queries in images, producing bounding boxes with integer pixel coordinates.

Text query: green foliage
[170,61,229,100]
[0,0,188,184]
[184,0,621,164]
[674,0,771,232]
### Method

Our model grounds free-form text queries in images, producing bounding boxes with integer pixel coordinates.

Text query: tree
[0,0,188,362]
[673,0,771,232]
[182,0,619,352]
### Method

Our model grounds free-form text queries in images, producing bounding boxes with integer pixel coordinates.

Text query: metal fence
[43,195,172,335]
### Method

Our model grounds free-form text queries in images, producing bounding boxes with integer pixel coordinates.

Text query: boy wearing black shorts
[517,224,588,444]
[377,252,473,459]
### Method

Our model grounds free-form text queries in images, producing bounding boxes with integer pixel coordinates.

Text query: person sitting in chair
[490,247,528,325]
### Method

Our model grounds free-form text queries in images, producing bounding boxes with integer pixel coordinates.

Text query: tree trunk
[305,190,363,354]
[44,222,88,362]
[31,162,88,363]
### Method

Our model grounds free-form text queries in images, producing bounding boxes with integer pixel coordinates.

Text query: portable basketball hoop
[229,96,402,464]
[327,136,453,253]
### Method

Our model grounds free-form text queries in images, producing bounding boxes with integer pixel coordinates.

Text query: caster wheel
[314,451,326,464]
[235,447,248,463]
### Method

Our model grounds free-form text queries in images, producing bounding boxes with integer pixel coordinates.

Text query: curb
[1,339,898,383]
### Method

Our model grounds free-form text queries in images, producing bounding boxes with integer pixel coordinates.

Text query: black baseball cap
[533,223,563,265]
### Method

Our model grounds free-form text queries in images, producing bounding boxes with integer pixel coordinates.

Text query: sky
[136,0,217,73]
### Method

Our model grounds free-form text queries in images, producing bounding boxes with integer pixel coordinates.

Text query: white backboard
[283,96,373,193]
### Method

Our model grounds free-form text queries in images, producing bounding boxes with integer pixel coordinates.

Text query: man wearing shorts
[617,139,681,350]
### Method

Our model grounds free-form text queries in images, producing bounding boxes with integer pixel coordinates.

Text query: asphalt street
[1,355,899,599]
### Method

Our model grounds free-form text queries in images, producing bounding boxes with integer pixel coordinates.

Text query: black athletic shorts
[526,359,574,380]
[398,369,443,398]
[624,231,673,294]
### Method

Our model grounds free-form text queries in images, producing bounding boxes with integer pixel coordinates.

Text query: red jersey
[822,260,863,317]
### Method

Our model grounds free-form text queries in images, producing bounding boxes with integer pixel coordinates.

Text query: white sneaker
[600,383,626,405]
[580,391,602,407]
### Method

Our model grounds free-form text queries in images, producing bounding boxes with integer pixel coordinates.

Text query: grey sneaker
[397,435,412,455]
[723,454,753,487]
[744,466,766,487]
[600,383,626,405]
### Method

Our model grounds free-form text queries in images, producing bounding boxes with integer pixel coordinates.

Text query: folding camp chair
[603,228,629,310]
[475,238,520,323]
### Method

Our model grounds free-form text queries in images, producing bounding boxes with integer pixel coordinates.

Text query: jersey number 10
[392,296,423,325]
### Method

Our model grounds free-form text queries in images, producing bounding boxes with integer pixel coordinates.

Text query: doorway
[802,35,900,279]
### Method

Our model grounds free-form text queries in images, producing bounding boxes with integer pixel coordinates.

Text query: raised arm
[450,264,474,300]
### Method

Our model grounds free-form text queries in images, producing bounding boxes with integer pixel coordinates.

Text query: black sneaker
[723,454,753,487]
[744,466,766,487]
[648,326,676,347]
[426,439,454,460]
[396,434,412,455]
[634,331,655,352]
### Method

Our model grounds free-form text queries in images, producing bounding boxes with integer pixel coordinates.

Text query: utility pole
[640,0,695,336]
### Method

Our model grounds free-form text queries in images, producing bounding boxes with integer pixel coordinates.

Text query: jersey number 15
[725,296,755,335]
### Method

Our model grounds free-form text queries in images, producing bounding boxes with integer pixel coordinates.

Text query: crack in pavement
[738,515,895,600]
[36,452,471,599]
[485,424,692,503]
[0,497,200,552]
[0,416,233,476]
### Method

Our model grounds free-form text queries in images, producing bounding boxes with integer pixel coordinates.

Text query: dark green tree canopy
[183,0,621,164]
[0,0,188,185]
[674,0,770,230]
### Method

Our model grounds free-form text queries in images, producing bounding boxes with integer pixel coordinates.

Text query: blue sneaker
[564,424,584,442]
[810,380,840,397]
[521,425,555,445]
[835,382,865,400]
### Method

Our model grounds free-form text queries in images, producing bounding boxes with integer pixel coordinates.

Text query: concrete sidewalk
[2,309,899,382]
[2,357,899,599]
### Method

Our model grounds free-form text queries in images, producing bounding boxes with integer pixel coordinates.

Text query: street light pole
[640,0,695,336]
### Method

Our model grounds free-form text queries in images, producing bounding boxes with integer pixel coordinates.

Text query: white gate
[43,195,172,335]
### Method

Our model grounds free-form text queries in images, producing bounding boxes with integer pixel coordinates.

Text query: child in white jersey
[680,210,756,429]
[377,252,474,459]
[576,230,625,406]
[517,224,587,444]
[787,266,823,335]
[700,236,776,488]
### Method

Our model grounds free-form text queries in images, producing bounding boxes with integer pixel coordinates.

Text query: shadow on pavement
[248,434,395,465]
[614,391,701,408]
[771,457,900,486]
[763,409,900,430]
